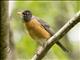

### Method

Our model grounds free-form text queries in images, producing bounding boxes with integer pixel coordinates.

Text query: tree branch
[31,11,80,60]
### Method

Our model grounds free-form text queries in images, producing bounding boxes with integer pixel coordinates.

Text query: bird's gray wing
[37,19,55,36]
[37,18,69,52]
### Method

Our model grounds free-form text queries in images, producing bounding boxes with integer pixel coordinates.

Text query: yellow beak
[17,12,22,16]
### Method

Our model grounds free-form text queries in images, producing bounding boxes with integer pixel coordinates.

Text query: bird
[17,10,69,52]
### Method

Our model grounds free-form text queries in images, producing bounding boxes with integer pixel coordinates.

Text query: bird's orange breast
[25,18,51,40]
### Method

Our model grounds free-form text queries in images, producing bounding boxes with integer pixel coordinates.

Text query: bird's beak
[17,12,22,16]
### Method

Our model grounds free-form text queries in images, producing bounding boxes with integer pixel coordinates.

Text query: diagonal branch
[31,11,80,60]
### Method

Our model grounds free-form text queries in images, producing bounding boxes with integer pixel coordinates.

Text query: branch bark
[31,11,80,60]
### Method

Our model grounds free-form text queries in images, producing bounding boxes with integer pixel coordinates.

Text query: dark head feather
[22,10,32,22]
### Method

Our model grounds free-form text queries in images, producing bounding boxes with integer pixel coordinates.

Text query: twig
[31,11,80,60]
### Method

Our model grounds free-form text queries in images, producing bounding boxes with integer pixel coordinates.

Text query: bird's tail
[56,41,69,53]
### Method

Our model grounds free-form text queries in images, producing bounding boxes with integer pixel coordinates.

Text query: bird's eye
[22,12,25,15]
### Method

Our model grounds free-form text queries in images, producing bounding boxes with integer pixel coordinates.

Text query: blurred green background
[9,1,80,60]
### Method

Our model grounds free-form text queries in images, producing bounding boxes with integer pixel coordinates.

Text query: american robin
[17,10,69,52]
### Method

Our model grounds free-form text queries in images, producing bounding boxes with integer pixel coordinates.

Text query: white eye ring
[26,12,29,15]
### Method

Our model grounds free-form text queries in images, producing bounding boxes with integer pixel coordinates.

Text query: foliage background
[9,1,80,60]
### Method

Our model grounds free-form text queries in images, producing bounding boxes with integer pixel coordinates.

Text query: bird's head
[17,10,32,22]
